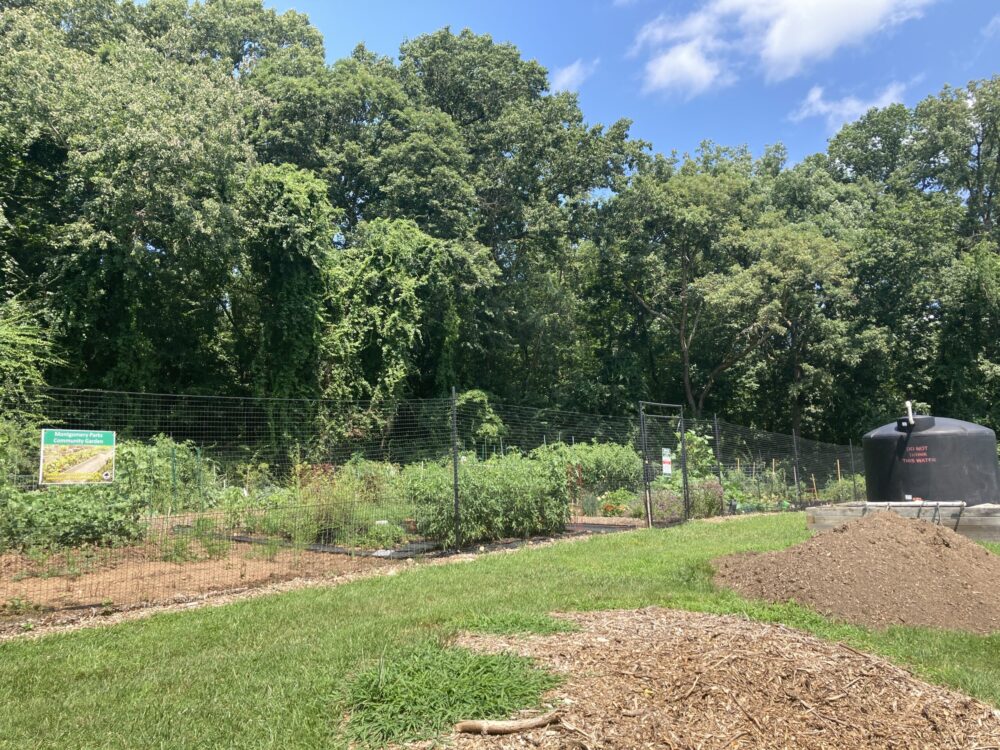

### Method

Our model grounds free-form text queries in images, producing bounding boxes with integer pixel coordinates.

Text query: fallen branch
[455,710,561,736]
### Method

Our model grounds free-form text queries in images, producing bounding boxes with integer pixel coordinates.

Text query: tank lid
[864,415,996,440]
[895,415,935,433]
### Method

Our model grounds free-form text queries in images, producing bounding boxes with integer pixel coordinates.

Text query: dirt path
[1,543,394,622]
[63,451,113,476]
[0,534,590,641]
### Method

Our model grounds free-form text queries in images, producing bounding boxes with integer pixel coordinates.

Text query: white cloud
[550,58,601,92]
[633,0,936,95]
[643,41,725,96]
[791,81,906,130]
[984,14,1000,37]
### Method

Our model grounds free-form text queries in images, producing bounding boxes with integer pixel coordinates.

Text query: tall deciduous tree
[232,163,335,399]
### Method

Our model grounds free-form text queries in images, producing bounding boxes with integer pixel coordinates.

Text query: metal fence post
[713,413,725,515]
[849,438,859,502]
[170,443,177,516]
[638,402,652,528]
[450,387,462,550]
[196,446,203,511]
[680,410,690,521]
[791,429,803,509]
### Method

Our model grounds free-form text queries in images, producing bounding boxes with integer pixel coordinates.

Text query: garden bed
[0,541,394,614]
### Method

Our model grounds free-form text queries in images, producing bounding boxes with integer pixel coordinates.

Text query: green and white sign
[39,429,116,484]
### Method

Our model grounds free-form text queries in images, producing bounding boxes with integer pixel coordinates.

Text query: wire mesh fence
[1,388,861,616]
[636,403,863,525]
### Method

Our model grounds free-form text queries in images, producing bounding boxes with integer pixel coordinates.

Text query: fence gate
[638,401,689,526]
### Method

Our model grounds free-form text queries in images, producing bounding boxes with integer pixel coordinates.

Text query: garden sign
[39,429,116,485]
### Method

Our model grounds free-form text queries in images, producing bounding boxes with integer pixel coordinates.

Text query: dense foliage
[2,1,1000,441]
[0,431,647,550]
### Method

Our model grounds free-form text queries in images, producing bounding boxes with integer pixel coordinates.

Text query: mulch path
[714,511,1000,634]
[450,608,1000,749]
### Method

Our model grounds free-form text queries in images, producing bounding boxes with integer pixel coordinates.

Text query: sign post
[39,429,116,485]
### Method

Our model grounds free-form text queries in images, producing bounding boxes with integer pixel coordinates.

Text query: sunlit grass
[1,513,998,749]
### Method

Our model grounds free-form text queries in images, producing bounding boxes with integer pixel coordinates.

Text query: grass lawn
[2,513,999,749]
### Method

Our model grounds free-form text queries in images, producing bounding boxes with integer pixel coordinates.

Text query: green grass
[1,513,999,749]
[339,645,560,747]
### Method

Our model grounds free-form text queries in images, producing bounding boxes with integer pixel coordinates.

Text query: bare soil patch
[1,543,393,614]
[451,608,1000,749]
[0,533,593,641]
[714,511,1000,633]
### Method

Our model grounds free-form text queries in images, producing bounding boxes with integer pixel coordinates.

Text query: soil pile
[715,511,1000,633]
[451,608,1000,749]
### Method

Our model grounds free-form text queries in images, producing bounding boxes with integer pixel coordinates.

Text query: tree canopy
[2,0,999,441]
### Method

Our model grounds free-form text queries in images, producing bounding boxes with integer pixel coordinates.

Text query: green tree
[323,219,494,403]
[232,163,335,399]
[0,6,250,391]
[934,245,1000,426]
[596,146,782,416]
[0,296,59,422]
[909,77,1000,240]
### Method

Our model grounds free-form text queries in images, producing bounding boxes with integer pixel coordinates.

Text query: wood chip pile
[449,608,1000,749]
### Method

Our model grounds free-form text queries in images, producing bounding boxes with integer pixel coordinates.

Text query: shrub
[410,453,569,547]
[597,488,635,517]
[0,484,147,550]
[0,420,37,490]
[532,441,640,494]
[530,441,641,515]
[115,435,222,513]
[818,474,864,504]
[647,475,725,520]
[688,477,724,518]
[649,477,683,522]
[223,455,414,549]
[297,456,409,547]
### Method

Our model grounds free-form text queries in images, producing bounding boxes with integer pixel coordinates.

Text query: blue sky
[265,0,1000,162]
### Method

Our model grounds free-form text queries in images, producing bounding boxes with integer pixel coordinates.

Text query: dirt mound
[452,608,1000,749]
[715,511,1000,633]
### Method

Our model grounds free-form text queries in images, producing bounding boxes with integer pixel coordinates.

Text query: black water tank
[863,415,1000,505]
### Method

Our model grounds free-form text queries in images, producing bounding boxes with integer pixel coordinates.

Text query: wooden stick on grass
[455,710,561,736]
